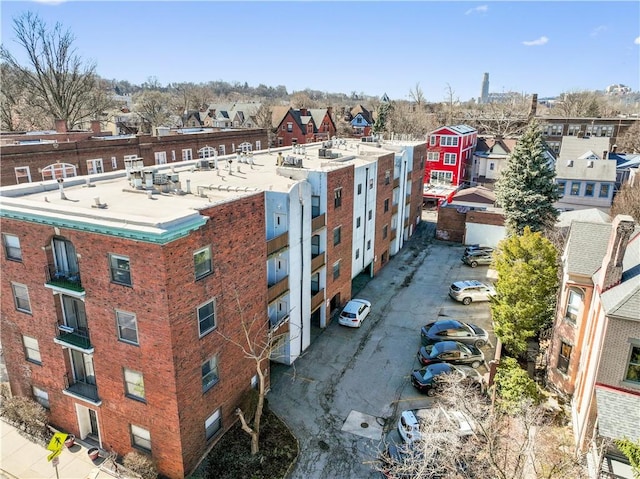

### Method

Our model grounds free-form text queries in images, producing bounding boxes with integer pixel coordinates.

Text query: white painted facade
[351,161,377,279]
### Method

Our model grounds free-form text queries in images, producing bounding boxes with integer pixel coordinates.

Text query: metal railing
[45,265,83,292]
[64,373,100,402]
[55,321,91,350]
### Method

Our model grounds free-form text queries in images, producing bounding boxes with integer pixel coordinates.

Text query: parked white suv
[449,280,495,305]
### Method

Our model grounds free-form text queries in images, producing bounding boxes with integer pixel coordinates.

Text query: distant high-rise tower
[480,73,489,104]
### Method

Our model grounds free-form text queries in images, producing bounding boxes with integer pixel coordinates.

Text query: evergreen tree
[491,228,558,355]
[495,119,559,234]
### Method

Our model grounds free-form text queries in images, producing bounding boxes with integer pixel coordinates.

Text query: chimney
[90,120,101,134]
[326,106,333,118]
[528,93,538,119]
[54,119,67,133]
[612,144,618,153]
[598,215,635,292]
[299,108,308,116]
[602,150,608,160]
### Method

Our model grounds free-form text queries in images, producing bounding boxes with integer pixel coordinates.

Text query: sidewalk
[1,419,114,479]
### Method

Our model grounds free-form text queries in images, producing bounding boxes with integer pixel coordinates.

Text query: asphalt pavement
[268,211,496,479]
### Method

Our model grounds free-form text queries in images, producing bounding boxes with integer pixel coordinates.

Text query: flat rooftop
[0,139,415,241]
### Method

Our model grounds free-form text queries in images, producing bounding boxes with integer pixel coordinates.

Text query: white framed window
[116,310,138,345]
[239,142,252,152]
[14,166,31,184]
[182,149,193,161]
[109,254,131,286]
[124,368,145,401]
[130,424,151,451]
[218,145,226,156]
[287,122,293,132]
[111,157,117,169]
[429,170,453,184]
[32,386,49,409]
[202,356,219,392]
[199,146,216,158]
[205,408,222,440]
[567,124,581,136]
[198,299,216,337]
[41,163,76,181]
[23,335,41,363]
[87,159,103,175]
[440,136,459,147]
[429,135,436,146]
[443,153,457,165]
[154,151,167,165]
[256,140,261,150]
[171,150,176,162]
[194,246,212,280]
[3,233,22,261]
[12,283,31,313]
[427,152,439,161]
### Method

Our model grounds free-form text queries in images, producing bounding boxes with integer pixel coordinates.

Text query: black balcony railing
[55,321,91,350]
[45,265,84,292]
[64,373,100,402]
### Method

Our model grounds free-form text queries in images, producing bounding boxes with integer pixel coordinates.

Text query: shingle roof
[565,221,612,276]
[556,208,611,229]
[558,136,611,161]
[600,231,640,320]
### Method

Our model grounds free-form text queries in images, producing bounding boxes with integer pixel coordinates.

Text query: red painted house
[275,108,336,147]
[423,124,477,205]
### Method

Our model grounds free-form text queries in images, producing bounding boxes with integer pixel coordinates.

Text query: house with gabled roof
[471,136,518,187]
[547,215,640,478]
[274,107,335,147]
[555,136,616,212]
[349,105,374,137]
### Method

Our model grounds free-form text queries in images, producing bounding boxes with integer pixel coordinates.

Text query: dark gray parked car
[417,340,485,368]
[421,319,489,348]
[461,250,493,268]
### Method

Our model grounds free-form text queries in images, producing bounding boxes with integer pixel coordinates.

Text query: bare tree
[444,83,458,125]
[468,100,530,136]
[1,12,113,130]
[0,63,28,131]
[616,121,640,153]
[133,90,175,133]
[611,182,640,223]
[216,301,294,455]
[253,102,275,146]
[551,91,603,118]
[409,83,426,107]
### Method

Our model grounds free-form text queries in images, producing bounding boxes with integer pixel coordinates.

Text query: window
[32,386,49,409]
[87,159,103,175]
[23,335,41,364]
[547,141,561,154]
[368,210,372,220]
[355,248,360,259]
[384,199,389,213]
[570,182,580,196]
[199,146,216,159]
[357,184,362,195]
[171,150,176,162]
[182,149,193,161]
[124,368,145,401]
[367,240,371,250]
[256,140,261,150]
[565,289,582,322]
[194,246,212,280]
[202,356,219,392]
[383,225,388,239]
[3,234,22,261]
[41,163,76,181]
[131,424,151,451]
[385,171,390,184]
[489,163,495,171]
[356,217,361,228]
[567,124,581,136]
[12,283,31,313]
[109,254,131,286]
[111,157,117,169]
[429,135,436,146]
[15,166,32,184]
[332,261,341,280]
[334,188,342,208]
[557,181,566,196]
[440,136,458,147]
[584,183,595,197]
[116,310,138,345]
[625,345,640,384]
[443,153,457,165]
[154,152,167,165]
[427,152,439,162]
[550,124,563,136]
[333,227,341,246]
[557,342,572,374]
[430,171,453,184]
[287,122,293,132]
[205,409,222,440]
[599,184,610,198]
[218,145,226,155]
[198,299,216,336]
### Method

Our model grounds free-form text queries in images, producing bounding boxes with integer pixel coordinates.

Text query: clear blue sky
[2,1,639,102]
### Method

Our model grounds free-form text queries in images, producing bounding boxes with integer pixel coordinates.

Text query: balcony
[311,213,326,232]
[267,232,288,256]
[405,194,411,205]
[393,178,400,188]
[404,218,410,227]
[45,265,84,295]
[63,374,101,405]
[311,288,325,312]
[270,315,289,335]
[54,322,93,353]
[311,252,325,272]
[268,277,289,303]
[391,229,397,241]
[392,204,399,215]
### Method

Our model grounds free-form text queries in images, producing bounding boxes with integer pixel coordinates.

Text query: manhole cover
[360,422,369,428]
[318,440,330,450]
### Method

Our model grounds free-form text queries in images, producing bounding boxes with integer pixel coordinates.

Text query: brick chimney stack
[528,93,538,119]
[91,120,101,134]
[54,119,67,133]
[598,215,636,292]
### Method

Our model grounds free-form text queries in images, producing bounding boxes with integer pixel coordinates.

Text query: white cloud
[522,36,549,47]
[635,36,640,45]
[590,25,607,37]
[465,5,488,15]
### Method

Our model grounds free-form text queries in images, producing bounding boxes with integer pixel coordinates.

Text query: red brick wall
[466,210,505,226]
[0,192,268,479]
[408,144,427,234]
[325,166,354,320]
[435,206,466,242]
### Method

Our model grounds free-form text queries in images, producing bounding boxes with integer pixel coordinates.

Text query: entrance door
[88,409,99,441]
[76,404,101,445]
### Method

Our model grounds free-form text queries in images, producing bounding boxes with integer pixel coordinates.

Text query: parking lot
[268,214,497,479]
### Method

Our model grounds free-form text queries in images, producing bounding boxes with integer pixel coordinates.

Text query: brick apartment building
[1,137,425,477]
[0,122,268,187]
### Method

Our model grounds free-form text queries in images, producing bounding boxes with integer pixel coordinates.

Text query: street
[268,212,496,479]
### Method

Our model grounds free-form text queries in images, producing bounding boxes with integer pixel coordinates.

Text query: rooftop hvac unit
[198,159,210,170]
[318,148,326,157]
